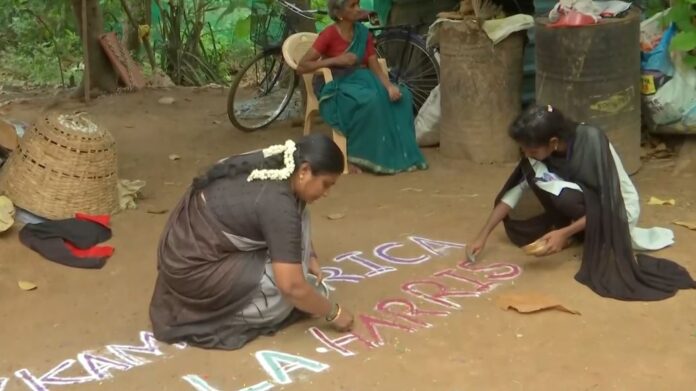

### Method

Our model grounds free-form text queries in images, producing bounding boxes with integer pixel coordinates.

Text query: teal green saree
[318,23,427,174]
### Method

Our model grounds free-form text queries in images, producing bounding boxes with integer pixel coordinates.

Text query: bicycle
[227,0,440,132]
[369,18,440,114]
[226,0,319,132]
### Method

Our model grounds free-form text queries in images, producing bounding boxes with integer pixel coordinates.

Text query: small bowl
[522,239,547,256]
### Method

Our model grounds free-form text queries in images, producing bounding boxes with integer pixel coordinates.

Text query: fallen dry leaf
[327,213,345,220]
[158,96,175,105]
[18,280,37,291]
[146,209,169,215]
[647,196,676,206]
[168,154,181,161]
[673,221,696,230]
[497,292,580,315]
[400,187,423,192]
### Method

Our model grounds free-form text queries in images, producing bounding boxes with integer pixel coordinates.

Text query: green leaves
[233,8,252,39]
[668,2,696,32]
[671,31,696,52]
[217,0,252,22]
[684,54,696,68]
[665,0,696,69]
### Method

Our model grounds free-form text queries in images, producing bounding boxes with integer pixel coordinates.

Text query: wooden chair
[282,32,388,174]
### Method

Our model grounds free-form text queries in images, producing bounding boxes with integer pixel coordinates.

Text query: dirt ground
[1,87,695,391]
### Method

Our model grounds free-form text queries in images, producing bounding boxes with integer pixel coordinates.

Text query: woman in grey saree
[149,134,354,350]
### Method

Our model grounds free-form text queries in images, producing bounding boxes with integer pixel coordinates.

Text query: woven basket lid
[0,112,119,220]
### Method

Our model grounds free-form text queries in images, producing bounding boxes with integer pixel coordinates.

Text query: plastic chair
[282,32,388,174]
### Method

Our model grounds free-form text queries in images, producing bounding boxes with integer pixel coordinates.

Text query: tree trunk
[71,0,120,95]
[123,0,151,52]
[184,0,206,59]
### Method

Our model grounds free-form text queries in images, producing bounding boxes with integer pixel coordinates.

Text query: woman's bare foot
[348,164,362,174]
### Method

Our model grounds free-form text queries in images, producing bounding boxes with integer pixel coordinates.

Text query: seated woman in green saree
[296,0,428,174]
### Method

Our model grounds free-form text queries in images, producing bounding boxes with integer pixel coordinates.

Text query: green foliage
[0,0,81,87]
[667,0,696,68]
[0,0,345,87]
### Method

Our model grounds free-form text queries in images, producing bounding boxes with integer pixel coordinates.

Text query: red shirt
[312,25,377,65]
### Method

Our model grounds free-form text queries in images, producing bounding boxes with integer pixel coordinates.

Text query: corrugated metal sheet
[522,0,558,104]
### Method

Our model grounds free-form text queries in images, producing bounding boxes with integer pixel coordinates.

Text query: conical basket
[0,112,119,219]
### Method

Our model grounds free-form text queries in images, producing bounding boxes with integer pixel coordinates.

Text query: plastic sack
[641,23,676,76]
[549,0,601,23]
[644,63,696,126]
[415,84,441,147]
[640,10,669,52]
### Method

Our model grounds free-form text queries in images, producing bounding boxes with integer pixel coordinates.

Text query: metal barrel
[535,7,642,174]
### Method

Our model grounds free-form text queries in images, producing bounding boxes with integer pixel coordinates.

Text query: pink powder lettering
[432,268,497,294]
[374,298,450,328]
[356,314,417,346]
[401,279,478,309]
[308,327,376,356]
[456,261,522,281]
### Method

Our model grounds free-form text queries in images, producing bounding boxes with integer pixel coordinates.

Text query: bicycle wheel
[374,29,440,113]
[227,48,299,132]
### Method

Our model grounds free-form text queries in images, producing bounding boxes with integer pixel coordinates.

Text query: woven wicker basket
[0,112,119,219]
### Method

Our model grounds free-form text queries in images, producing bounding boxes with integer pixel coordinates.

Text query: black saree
[496,124,696,301]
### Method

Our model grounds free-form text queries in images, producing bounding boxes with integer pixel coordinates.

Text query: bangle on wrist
[325,303,340,322]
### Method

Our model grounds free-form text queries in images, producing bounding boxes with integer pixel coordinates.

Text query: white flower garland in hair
[247,139,297,182]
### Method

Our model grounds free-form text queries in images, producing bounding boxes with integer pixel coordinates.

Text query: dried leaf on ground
[327,213,345,220]
[673,221,696,230]
[18,280,37,291]
[146,209,169,215]
[641,139,674,160]
[497,292,580,315]
[168,154,181,161]
[647,196,676,206]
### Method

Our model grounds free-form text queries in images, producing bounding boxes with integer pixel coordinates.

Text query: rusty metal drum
[535,7,642,174]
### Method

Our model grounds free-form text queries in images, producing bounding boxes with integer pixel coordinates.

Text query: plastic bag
[641,23,676,76]
[549,0,601,23]
[415,85,441,147]
[644,63,696,126]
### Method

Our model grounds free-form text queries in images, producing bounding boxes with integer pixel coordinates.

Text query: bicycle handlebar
[276,0,327,19]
